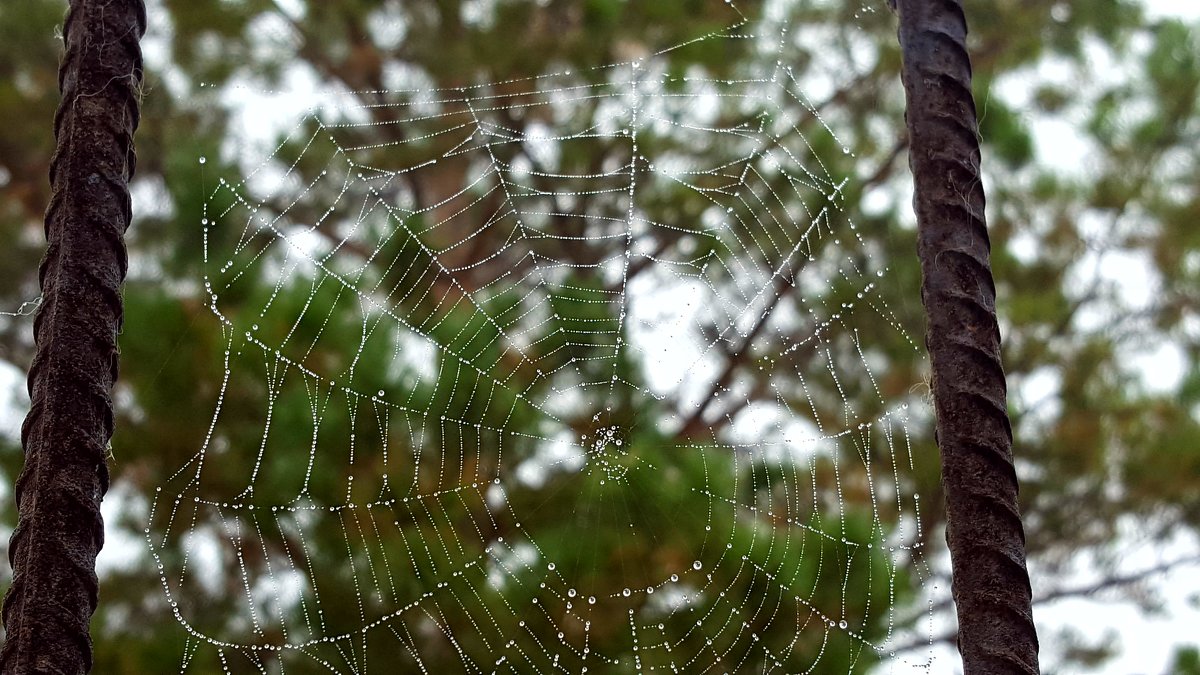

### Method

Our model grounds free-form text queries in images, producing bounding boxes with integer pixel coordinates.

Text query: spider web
[146,7,932,673]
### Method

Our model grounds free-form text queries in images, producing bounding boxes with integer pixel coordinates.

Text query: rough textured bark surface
[1,1,145,673]
[895,0,1040,672]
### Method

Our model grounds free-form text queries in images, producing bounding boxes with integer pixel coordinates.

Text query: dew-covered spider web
[146,5,933,673]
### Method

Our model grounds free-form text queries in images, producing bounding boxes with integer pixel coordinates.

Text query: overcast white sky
[1146,0,1200,21]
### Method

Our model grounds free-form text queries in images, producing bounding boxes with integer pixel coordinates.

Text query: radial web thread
[147,8,933,673]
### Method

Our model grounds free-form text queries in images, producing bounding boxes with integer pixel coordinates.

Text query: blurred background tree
[0,0,1197,672]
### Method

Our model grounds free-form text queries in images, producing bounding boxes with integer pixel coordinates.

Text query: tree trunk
[1,1,145,673]
[895,0,1040,672]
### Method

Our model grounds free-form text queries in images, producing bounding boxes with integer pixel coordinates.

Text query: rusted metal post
[895,0,1040,671]
[1,1,146,672]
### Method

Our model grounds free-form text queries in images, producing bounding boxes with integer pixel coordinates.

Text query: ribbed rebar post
[895,0,1040,672]
[1,1,146,672]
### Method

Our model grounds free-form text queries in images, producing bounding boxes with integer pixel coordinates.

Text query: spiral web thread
[146,6,933,673]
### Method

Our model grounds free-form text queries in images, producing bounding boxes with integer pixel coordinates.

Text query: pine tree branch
[891,553,1200,658]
